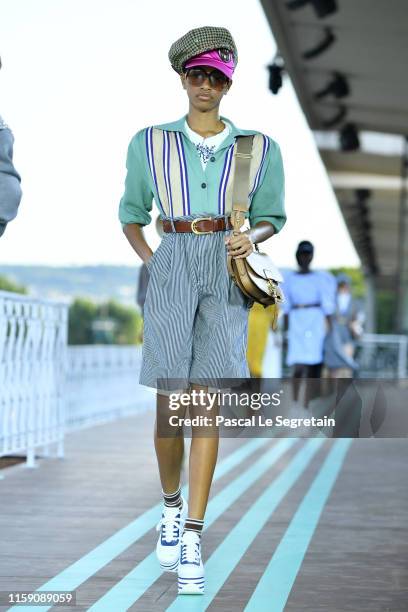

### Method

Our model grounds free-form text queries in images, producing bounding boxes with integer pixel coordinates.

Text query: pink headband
[184,48,235,80]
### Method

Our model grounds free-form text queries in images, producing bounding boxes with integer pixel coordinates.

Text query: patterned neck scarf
[184,119,230,168]
[195,142,217,165]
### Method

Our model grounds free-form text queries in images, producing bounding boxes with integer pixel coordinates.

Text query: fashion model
[119,26,286,595]
[283,240,335,405]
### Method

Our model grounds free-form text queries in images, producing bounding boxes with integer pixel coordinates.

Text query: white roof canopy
[260,0,408,297]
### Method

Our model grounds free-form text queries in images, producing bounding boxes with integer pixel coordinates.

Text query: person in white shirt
[324,273,362,378]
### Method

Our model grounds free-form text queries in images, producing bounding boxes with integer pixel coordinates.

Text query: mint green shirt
[119,114,286,233]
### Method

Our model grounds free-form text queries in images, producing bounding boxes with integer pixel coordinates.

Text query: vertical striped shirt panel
[147,129,269,218]
[148,128,192,217]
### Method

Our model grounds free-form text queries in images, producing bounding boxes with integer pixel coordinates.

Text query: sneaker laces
[180,535,201,564]
[156,507,181,543]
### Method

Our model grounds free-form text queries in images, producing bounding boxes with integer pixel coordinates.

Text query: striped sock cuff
[163,485,182,508]
[184,517,204,535]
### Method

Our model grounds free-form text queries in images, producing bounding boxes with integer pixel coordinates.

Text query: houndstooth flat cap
[168,26,238,74]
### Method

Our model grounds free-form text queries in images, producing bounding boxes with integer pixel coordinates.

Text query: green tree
[68,297,142,345]
[68,298,97,344]
[98,299,142,345]
[0,275,27,294]
[330,267,365,298]
[376,290,395,334]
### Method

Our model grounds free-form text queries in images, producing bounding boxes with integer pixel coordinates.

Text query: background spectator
[0,56,22,238]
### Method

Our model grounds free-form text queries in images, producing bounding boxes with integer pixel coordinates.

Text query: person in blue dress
[283,241,335,405]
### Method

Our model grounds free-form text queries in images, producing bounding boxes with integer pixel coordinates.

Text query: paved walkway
[0,409,407,611]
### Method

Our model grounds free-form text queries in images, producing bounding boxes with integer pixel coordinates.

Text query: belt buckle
[191,217,214,235]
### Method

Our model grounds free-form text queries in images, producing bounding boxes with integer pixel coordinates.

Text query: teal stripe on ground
[87,439,296,611]
[213,438,269,480]
[6,438,269,612]
[165,439,326,612]
[244,439,353,612]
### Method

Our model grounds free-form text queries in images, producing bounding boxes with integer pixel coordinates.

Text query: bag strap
[227,135,255,286]
[230,135,254,233]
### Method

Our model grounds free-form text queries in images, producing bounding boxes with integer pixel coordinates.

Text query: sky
[0,0,360,270]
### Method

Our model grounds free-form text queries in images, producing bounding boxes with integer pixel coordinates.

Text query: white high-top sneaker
[177,530,205,595]
[155,496,188,572]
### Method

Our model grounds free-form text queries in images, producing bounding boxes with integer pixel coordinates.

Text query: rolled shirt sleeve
[0,124,22,237]
[249,137,286,233]
[118,129,154,228]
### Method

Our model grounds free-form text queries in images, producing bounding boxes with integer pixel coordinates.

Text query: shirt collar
[153,114,262,152]
[183,118,230,145]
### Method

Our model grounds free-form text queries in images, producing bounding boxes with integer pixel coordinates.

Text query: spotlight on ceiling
[355,188,371,203]
[302,28,336,60]
[322,105,347,128]
[286,0,338,19]
[340,123,360,152]
[267,56,285,95]
[351,189,377,275]
[315,73,350,99]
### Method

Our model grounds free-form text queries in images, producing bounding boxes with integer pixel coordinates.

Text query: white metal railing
[1,291,154,473]
[0,290,68,469]
[66,345,154,430]
[354,333,408,379]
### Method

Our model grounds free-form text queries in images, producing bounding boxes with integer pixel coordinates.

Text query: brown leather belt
[162,216,233,234]
[291,303,321,310]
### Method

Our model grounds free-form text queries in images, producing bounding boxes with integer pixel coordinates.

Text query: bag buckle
[191,217,214,235]
[267,279,278,299]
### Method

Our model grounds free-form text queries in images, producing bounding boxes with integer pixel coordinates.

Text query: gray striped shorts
[139,213,253,392]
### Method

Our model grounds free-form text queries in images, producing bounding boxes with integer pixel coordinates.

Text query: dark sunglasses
[185,67,229,91]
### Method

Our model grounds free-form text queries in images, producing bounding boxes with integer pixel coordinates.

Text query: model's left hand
[225,231,254,259]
